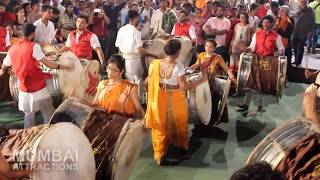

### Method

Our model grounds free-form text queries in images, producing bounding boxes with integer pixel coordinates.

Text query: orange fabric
[145,60,189,161]
[256,30,278,56]
[276,16,292,48]
[196,0,206,9]
[196,52,225,74]
[97,79,137,117]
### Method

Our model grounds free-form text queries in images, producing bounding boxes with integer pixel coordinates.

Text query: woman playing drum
[92,55,145,119]
[190,38,235,81]
[145,39,206,165]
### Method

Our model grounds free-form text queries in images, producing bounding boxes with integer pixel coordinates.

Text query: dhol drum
[185,70,231,125]
[0,52,12,102]
[41,45,60,56]
[9,52,100,106]
[237,53,287,97]
[247,117,320,179]
[49,98,144,180]
[143,36,194,70]
[0,123,96,180]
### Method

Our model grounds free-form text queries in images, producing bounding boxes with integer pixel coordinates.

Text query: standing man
[202,4,231,63]
[52,0,65,18]
[237,15,284,114]
[292,0,315,67]
[0,24,72,128]
[171,9,197,44]
[33,5,55,45]
[60,15,105,65]
[103,0,126,59]
[27,0,41,24]
[140,0,154,39]
[308,0,320,54]
[116,10,157,102]
[150,0,177,34]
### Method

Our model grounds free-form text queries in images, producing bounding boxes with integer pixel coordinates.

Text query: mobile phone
[94,9,101,13]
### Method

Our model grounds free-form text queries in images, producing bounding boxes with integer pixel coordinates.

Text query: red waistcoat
[173,22,192,39]
[70,30,93,59]
[256,30,278,56]
[0,27,7,52]
[9,39,47,92]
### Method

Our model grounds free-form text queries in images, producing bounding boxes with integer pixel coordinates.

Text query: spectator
[78,0,91,17]
[0,2,16,27]
[256,0,268,19]
[150,0,177,34]
[27,0,41,23]
[202,1,213,21]
[13,6,26,37]
[211,1,220,17]
[173,0,183,15]
[190,8,206,53]
[267,1,279,17]
[308,0,320,54]
[22,2,31,16]
[292,0,315,67]
[248,3,260,32]
[61,2,77,39]
[52,0,65,18]
[33,5,55,45]
[171,9,197,44]
[140,0,154,39]
[230,162,285,180]
[226,7,240,50]
[203,4,231,63]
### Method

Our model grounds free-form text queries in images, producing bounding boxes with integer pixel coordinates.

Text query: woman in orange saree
[92,55,145,119]
[145,39,206,165]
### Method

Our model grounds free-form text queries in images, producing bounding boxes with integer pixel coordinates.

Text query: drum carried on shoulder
[185,69,231,125]
[49,98,144,180]
[9,49,101,106]
[237,53,287,97]
[247,117,320,179]
[0,123,96,180]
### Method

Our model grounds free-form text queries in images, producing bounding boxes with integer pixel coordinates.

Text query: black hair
[0,2,5,7]
[239,12,249,24]
[23,23,36,37]
[164,39,181,56]
[216,3,226,11]
[205,38,217,48]
[160,0,170,6]
[128,10,140,20]
[52,7,60,14]
[212,1,220,6]
[14,6,24,14]
[41,5,53,12]
[259,0,266,5]
[108,55,126,78]
[22,3,31,11]
[182,2,193,12]
[31,0,40,7]
[179,9,189,16]
[271,1,279,8]
[261,15,274,24]
[250,3,260,11]
[78,14,89,23]
[230,162,285,180]
[65,2,73,8]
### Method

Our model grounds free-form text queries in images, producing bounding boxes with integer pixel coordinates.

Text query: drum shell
[247,117,320,169]
[0,52,12,102]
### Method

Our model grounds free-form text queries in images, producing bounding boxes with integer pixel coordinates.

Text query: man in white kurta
[33,5,56,45]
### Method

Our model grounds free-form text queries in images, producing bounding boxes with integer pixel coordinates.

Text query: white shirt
[140,7,154,20]
[55,4,66,17]
[171,23,197,40]
[33,19,56,44]
[159,62,185,85]
[249,15,260,29]
[115,24,143,55]
[150,9,165,33]
[3,44,45,66]
[120,6,129,26]
[65,31,101,49]
[4,30,11,48]
[250,32,285,52]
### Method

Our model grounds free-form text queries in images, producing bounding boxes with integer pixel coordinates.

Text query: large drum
[247,117,320,179]
[0,123,96,180]
[9,52,100,106]
[49,98,144,180]
[143,36,194,69]
[186,70,231,125]
[0,52,12,102]
[237,53,287,97]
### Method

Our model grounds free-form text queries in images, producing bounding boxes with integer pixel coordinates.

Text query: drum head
[110,120,144,180]
[237,53,252,93]
[58,52,84,97]
[144,38,166,69]
[195,80,212,125]
[82,60,101,104]
[174,36,193,67]
[33,123,96,180]
[247,117,320,169]
[42,45,59,56]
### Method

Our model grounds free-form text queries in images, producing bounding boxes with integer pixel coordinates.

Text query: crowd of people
[0,0,319,179]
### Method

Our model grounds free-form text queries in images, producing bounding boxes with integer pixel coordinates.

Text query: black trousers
[292,38,306,65]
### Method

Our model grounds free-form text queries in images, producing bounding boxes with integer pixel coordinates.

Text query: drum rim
[246,117,320,168]
[9,74,19,104]
[108,119,144,180]
[236,53,252,93]
[276,56,288,98]
[214,78,231,125]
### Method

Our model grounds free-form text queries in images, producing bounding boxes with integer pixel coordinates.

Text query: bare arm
[59,45,71,53]
[94,47,105,65]
[218,59,235,81]
[130,86,145,119]
[40,57,73,70]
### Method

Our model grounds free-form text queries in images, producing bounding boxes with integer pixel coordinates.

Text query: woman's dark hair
[14,6,24,14]
[164,39,181,56]
[239,12,249,24]
[230,162,285,180]
[205,38,217,48]
[108,55,126,78]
